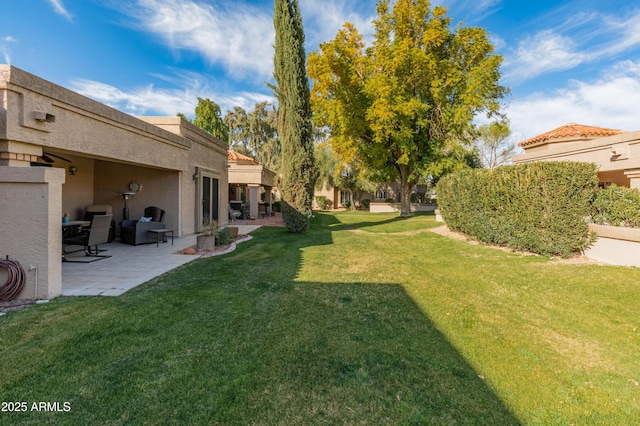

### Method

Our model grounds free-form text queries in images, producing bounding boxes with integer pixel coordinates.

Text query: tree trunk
[399,165,412,216]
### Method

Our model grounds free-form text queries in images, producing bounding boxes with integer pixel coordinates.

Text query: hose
[0,257,26,301]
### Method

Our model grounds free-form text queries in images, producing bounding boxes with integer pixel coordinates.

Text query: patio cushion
[120,206,166,245]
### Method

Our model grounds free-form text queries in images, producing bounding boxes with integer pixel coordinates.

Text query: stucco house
[314,180,433,212]
[227,150,277,219]
[511,122,640,188]
[0,65,229,300]
[512,122,640,267]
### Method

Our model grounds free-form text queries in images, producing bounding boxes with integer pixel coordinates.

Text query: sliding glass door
[202,174,219,225]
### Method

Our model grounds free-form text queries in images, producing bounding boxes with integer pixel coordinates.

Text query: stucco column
[624,169,640,189]
[264,188,272,216]
[248,184,260,219]
[0,166,65,300]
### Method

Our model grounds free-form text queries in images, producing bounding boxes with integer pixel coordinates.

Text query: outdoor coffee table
[147,228,174,246]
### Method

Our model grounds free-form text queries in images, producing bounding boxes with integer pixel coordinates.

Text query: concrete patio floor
[62,224,262,297]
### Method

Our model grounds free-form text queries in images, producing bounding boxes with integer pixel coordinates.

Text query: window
[375,190,386,200]
[340,190,351,206]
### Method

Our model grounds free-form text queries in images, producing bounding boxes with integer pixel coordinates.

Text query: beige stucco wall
[0,65,229,299]
[585,224,640,267]
[513,130,640,174]
[228,164,276,187]
[138,116,230,230]
[0,167,65,299]
[93,161,182,234]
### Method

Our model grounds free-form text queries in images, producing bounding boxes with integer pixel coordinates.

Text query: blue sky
[2,0,640,143]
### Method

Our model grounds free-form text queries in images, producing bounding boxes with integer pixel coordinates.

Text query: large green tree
[248,102,280,172]
[272,0,315,232]
[308,0,508,216]
[224,102,280,172]
[224,106,252,155]
[178,97,229,142]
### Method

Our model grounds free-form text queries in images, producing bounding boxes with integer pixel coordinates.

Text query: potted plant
[196,220,218,252]
[226,226,239,238]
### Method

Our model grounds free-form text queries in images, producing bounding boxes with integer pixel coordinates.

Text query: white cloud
[125,0,275,81]
[505,60,640,141]
[47,0,73,20]
[0,35,16,64]
[299,0,376,48]
[504,8,640,82]
[69,75,274,118]
[505,30,587,82]
[123,0,378,81]
[70,79,199,116]
[598,10,640,56]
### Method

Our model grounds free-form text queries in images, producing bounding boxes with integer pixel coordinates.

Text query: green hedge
[436,162,599,257]
[591,184,640,227]
[315,195,333,210]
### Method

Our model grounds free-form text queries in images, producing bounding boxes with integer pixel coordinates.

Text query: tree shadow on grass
[327,210,437,233]
[0,212,520,425]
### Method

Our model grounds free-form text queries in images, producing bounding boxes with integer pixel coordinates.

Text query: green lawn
[1,212,639,425]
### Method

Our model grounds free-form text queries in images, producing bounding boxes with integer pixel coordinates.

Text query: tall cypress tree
[272,0,315,232]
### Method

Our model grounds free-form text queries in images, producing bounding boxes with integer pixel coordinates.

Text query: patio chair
[84,204,116,242]
[63,214,113,262]
[229,205,241,222]
[120,206,166,245]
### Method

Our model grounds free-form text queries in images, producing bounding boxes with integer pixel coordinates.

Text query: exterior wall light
[32,111,56,123]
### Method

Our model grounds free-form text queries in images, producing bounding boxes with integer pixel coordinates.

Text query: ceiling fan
[40,151,72,163]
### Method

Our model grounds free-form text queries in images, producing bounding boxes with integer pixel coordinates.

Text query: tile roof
[228,150,259,164]
[519,123,624,147]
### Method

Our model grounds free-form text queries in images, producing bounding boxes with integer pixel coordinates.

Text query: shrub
[361,198,371,210]
[201,220,219,236]
[436,162,599,258]
[591,184,640,227]
[315,195,331,210]
[215,227,235,246]
[411,193,423,203]
[281,201,312,232]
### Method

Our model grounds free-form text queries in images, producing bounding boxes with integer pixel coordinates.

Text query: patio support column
[0,166,65,299]
[264,188,272,216]
[248,184,260,219]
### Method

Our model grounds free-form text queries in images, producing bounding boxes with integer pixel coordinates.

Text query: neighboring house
[314,181,431,210]
[512,122,640,267]
[0,65,229,300]
[227,150,277,218]
[511,122,640,188]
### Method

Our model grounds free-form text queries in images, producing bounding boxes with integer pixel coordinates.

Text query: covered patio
[61,222,268,296]
[62,235,199,296]
[0,65,229,300]
[227,150,277,220]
